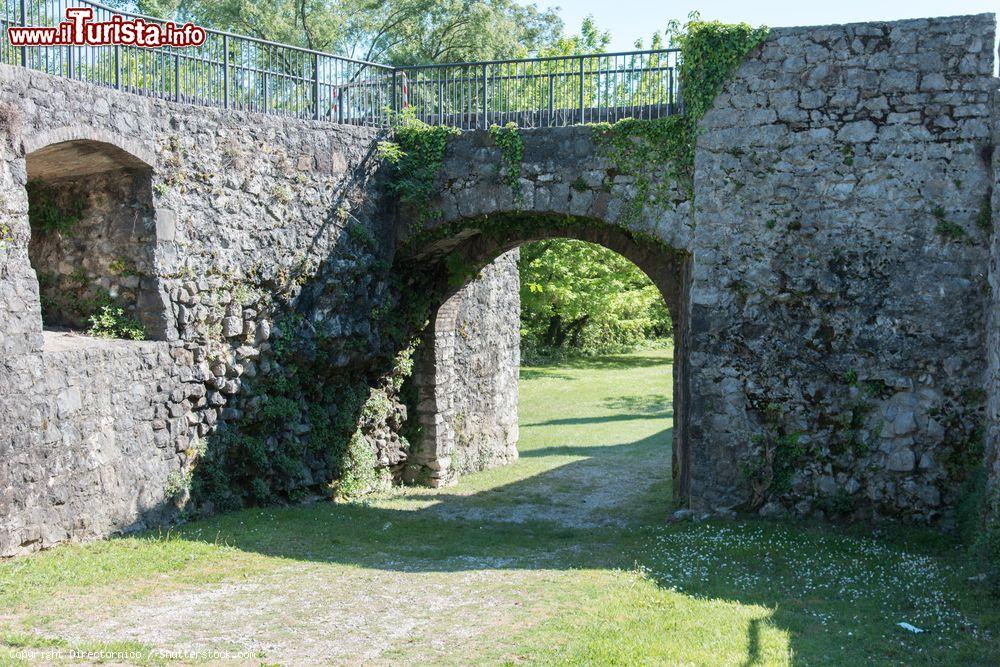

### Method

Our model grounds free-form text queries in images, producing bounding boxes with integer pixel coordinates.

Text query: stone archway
[401,214,694,504]
[23,134,170,340]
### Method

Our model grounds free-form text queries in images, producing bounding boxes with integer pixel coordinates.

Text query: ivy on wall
[377,17,769,230]
[593,18,769,214]
[489,122,524,201]
[187,258,436,512]
[378,109,460,224]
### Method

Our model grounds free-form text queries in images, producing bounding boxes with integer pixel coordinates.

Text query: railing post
[66,45,73,79]
[480,63,487,128]
[667,66,673,114]
[337,86,344,124]
[547,73,554,126]
[174,50,180,101]
[114,45,121,90]
[222,34,230,109]
[391,69,397,116]
[578,57,585,124]
[313,53,320,120]
[437,75,443,125]
[19,0,26,67]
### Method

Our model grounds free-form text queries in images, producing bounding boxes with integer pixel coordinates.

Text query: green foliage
[592,15,768,211]
[375,140,405,163]
[26,181,85,236]
[191,290,421,511]
[164,470,192,498]
[592,115,691,217]
[123,0,562,66]
[932,206,965,239]
[108,258,138,277]
[380,110,460,223]
[977,195,992,231]
[519,239,671,357]
[489,122,524,201]
[0,221,11,249]
[331,431,386,499]
[669,15,770,125]
[88,303,147,340]
[818,488,858,518]
[346,221,376,248]
[743,402,805,506]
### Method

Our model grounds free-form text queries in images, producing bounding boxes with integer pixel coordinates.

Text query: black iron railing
[395,50,681,129]
[0,0,682,128]
[0,0,395,125]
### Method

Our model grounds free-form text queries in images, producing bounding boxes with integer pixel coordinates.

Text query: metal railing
[396,50,680,129]
[0,0,395,125]
[0,0,682,129]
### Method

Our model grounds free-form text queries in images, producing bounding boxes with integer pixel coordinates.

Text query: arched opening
[25,139,165,340]
[402,215,692,506]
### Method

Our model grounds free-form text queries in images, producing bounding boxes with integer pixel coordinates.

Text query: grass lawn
[1,347,997,665]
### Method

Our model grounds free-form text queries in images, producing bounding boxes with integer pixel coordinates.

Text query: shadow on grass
[547,353,674,370]
[522,410,673,427]
[518,368,576,381]
[93,365,992,666]
[520,352,673,378]
[146,429,997,666]
[602,393,671,414]
[173,434,673,569]
[517,436,669,458]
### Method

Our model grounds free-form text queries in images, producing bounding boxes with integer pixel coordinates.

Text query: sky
[544,0,999,61]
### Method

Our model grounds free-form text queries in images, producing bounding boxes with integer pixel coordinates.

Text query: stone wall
[408,251,521,486]
[0,334,189,554]
[0,63,521,555]
[692,14,995,521]
[2,11,999,555]
[987,82,1000,506]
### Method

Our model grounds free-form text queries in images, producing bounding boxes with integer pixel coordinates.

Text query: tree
[519,239,671,356]
[114,0,563,65]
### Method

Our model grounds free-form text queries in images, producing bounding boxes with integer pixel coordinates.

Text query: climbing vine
[742,401,805,509]
[188,258,435,512]
[592,17,769,217]
[489,122,524,201]
[378,17,768,231]
[378,109,460,223]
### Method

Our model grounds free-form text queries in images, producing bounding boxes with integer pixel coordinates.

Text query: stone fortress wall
[1,12,998,554]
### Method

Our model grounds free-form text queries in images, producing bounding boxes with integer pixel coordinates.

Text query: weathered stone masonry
[0,60,522,555]
[408,13,1000,522]
[1,13,999,555]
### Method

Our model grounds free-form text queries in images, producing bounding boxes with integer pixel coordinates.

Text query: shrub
[88,303,146,340]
